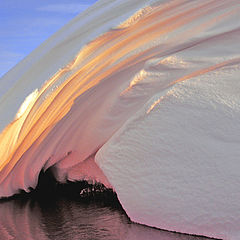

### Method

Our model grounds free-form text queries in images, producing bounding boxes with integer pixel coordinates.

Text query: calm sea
[0,196,212,240]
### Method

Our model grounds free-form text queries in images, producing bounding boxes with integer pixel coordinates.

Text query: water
[0,197,213,240]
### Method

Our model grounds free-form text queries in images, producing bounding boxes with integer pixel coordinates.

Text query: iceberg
[0,0,240,239]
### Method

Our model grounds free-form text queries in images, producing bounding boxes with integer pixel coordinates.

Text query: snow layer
[0,0,240,239]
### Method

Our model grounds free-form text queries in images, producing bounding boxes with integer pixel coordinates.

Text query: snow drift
[0,0,240,239]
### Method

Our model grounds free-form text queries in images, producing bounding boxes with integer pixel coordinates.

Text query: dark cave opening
[0,167,123,211]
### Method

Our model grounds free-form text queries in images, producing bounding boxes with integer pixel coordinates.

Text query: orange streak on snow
[0,0,239,190]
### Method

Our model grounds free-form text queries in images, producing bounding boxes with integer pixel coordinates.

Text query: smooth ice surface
[0,0,240,239]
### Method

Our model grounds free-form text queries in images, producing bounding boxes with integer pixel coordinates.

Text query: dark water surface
[0,196,214,240]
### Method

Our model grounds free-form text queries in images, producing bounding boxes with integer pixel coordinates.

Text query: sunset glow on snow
[0,0,240,239]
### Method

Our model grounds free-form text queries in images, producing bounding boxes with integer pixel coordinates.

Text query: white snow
[0,0,240,239]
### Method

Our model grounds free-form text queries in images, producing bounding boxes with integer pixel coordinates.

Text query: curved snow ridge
[0,0,240,239]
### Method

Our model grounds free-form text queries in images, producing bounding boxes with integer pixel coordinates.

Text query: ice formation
[0,0,240,239]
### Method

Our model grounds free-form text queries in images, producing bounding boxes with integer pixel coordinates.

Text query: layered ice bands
[0,0,240,239]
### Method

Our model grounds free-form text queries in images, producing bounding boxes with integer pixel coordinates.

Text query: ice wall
[0,0,240,239]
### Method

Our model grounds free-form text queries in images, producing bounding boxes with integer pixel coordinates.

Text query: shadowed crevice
[0,167,125,212]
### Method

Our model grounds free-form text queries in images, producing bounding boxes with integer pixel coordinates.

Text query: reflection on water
[0,198,212,240]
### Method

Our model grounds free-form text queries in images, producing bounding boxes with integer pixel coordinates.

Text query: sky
[0,0,98,78]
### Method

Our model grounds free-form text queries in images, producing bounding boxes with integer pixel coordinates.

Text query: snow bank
[0,0,240,239]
